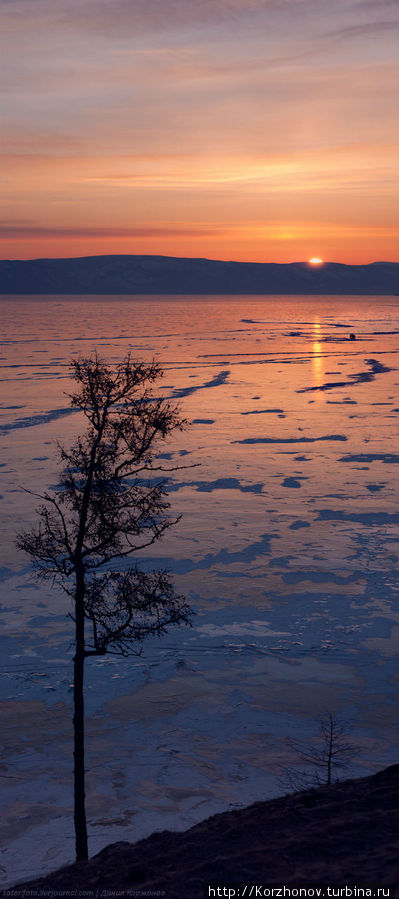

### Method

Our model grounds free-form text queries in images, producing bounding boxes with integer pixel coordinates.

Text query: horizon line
[1,254,399,266]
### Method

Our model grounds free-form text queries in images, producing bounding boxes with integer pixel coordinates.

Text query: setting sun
[309,257,324,265]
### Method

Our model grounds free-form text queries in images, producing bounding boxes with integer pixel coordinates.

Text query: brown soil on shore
[4,765,399,898]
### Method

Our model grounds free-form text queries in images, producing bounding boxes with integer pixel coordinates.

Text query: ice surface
[1,294,399,886]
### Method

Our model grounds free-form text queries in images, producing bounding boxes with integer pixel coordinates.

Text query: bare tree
[17,355,192,862]
[280,712,359,793]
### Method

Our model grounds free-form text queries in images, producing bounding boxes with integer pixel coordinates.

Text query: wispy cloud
[0,0,316,34]
[322,20,399,41]
[0,224,217,239]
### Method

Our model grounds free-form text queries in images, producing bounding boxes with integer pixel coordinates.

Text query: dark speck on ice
[282,478,302,488]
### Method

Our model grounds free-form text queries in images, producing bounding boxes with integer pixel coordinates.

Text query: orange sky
[1,0,398,263]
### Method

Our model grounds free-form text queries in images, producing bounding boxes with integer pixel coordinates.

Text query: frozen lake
[1,294,399,885]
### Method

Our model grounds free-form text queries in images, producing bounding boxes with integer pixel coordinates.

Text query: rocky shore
[3,765,398,898]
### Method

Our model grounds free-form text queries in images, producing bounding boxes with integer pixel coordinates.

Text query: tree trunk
[73,576,88,861]
[327,719,333,786]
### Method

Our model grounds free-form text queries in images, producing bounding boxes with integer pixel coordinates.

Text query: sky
[1,0,398,263]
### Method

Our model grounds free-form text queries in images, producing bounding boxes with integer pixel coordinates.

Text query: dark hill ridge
[0,255,398,294]
[4,765,399,897]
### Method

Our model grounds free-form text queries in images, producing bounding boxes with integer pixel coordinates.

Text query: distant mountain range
[0,255,398,295]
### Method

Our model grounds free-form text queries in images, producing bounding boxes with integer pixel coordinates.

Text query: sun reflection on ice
[312,317,323,392]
